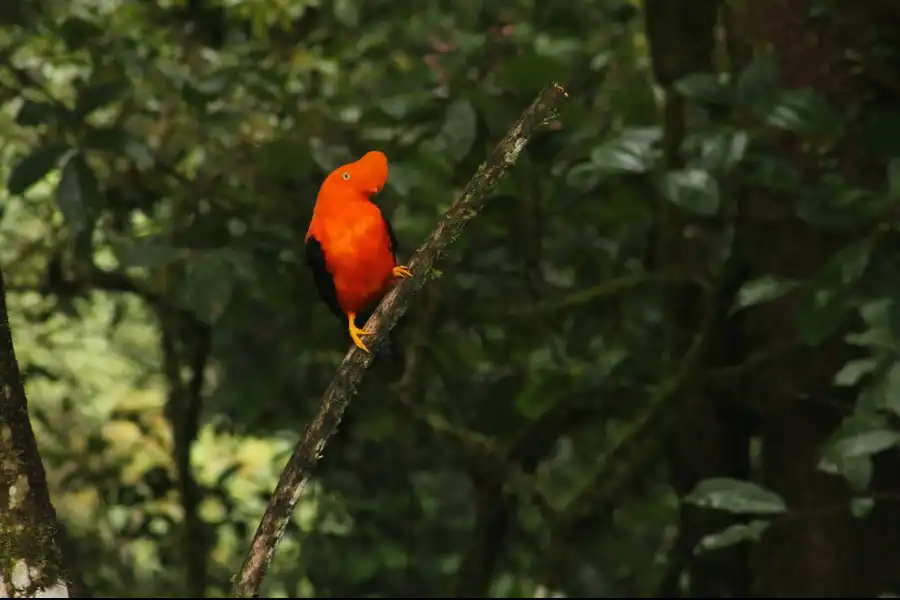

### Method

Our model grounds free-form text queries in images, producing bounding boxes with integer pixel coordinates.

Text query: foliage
[1,0,900,597]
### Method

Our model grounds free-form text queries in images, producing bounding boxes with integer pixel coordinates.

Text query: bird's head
[325,151,389,198]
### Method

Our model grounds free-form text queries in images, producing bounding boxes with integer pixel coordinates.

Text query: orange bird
[304,151,413,354]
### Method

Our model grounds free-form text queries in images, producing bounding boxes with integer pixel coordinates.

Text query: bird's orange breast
[308,201,396,314]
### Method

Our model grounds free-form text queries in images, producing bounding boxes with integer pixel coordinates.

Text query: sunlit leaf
[685,478,787,515]
[731,276,799,313]
[833,359,878,387]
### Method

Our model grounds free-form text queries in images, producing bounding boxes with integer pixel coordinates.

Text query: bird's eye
[342,172,351,180]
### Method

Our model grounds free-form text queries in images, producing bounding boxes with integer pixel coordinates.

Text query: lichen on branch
[229,82,569,599]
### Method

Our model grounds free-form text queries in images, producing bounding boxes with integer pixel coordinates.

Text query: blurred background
[2,0,900,597]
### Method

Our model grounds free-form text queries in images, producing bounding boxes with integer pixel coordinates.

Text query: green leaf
[660,169,720,216]
[797,186,893,230]
[732,276,799,313]
[850,497,874,519]
[74,80,129,118]
[55,151,99,233]
[591,127,661,174]
[830,429,900,460]
[15,100,58,127]
[438,99,477,162]
[675,73,732,107]
[736,52,779,114]
[765,89,843,138]
[796,241,872,346]
[820,413,893,490]
[7,143,68,195]
[688,128,749,173]
[833,358,878,387]
[684,477,788,515]
[694,520,770,555]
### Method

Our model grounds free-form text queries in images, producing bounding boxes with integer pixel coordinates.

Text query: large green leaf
[685,478,788,515]
[765,89,842,138]
[820,413,897,491]
[687,127,749,173]
[7,143,69,195]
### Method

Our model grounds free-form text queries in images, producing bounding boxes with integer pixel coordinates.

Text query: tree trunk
[728,1,900,596]
[645,1,753,596]
[0,268,78,598]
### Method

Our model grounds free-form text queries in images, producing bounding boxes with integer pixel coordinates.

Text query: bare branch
[229,82,569,598]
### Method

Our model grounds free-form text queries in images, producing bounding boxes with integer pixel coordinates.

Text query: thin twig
[228,82,568,598]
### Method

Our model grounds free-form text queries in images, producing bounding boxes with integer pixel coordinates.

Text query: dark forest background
[2,0,900,597]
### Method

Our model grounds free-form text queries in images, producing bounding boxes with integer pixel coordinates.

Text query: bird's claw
[347,312,373,353]
[393,265,413,278]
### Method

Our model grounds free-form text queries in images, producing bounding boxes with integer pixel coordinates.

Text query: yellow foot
[392,265,413,278]
[347,312,373,353]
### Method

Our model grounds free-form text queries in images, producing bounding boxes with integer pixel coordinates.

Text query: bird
[304,150,413,356]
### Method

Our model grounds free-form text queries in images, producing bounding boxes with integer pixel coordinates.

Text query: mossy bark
[0,267,76,598]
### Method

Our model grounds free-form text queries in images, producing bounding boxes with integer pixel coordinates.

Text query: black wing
[381,209,400,262]
[304,235,345,323]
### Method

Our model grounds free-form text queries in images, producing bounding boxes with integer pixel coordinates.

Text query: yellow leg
[347,311,373,353]
[392,265,413,278]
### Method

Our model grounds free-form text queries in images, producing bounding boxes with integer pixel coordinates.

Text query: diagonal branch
[229,82,568,598]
